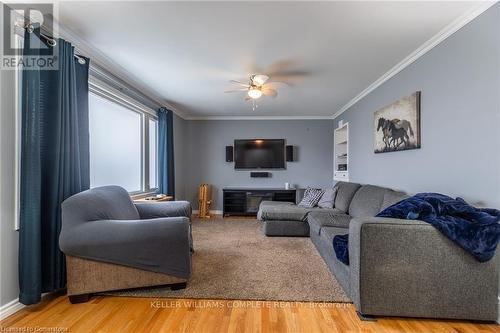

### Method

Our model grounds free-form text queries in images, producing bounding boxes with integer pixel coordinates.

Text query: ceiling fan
[225,74,279,110]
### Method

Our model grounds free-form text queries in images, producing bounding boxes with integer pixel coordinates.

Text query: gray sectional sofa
[257,182,499,321]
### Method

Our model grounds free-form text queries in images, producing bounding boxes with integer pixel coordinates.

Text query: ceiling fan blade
[265,80,289,87]
[245,96,252,102]
[224,88,248,93]
[262,87,277,98]
[229,80,250,87]
[268,71,311,87]
[251,74,269,86]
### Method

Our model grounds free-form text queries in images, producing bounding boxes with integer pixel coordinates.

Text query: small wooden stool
[198,184,212,219]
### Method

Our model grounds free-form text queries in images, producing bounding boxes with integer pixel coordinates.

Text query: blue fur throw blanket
[333,193,500,265]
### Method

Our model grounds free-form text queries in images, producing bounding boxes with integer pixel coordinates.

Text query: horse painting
[374,92,421,153]
[377,117,414,149]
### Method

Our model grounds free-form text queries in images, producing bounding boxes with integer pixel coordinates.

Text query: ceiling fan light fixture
[247,88,262,99]
[252,74,269,86]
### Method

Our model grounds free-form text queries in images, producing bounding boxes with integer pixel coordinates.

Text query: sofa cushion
[257,201,293,220]
[263,220,310,237]
[308,210,351,235]
[334,182,362,213]
[298,188,324,208]
[296,189,306,203]
[259,200,294,208]
[381,190,408,211]
[310,227,351,296]
[320,225,349,238]
[63,185,140,222]
[349,185,388,218]
[317,188,337,209]
[258,201,335,222]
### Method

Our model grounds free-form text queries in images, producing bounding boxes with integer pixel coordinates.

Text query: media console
[223,187,297,217]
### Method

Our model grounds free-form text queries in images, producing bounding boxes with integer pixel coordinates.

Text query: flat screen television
[234,139,285,170]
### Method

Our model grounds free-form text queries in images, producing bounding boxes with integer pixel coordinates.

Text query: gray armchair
[59,185,192,303]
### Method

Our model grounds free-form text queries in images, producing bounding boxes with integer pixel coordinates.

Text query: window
[89,91,158,194]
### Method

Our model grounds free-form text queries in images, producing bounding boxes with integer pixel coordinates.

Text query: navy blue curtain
[157,107,175,197]
[19,26,90,305]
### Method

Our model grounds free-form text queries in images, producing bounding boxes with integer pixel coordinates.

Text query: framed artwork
[374,91,421,153]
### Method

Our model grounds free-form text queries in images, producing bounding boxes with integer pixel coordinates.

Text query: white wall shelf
[334,122,349,182]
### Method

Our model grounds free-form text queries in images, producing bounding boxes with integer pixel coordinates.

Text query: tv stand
[223,187,297,217]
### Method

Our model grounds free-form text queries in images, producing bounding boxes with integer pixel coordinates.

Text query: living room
[1,1,499,332]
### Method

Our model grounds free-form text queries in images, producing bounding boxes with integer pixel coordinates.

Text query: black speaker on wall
[225,146,234,162]
[286,145,294,162]
[250,172,270,178]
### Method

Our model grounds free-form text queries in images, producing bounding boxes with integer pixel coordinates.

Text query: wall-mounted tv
[234,139,285,170]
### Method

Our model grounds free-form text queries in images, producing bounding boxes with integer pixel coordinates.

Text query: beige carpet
[105,218,350,302]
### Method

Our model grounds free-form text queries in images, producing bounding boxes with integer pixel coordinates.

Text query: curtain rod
[15,21,87,65]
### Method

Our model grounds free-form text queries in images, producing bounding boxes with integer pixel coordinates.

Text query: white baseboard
[0,298,25,320]
[192,209,223,215]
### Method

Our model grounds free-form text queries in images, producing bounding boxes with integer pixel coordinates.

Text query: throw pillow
[298,188,325,208]
[317,187,337,209]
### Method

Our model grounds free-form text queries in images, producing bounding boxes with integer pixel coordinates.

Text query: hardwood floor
[1,293,498,333]
[2,216,499,332]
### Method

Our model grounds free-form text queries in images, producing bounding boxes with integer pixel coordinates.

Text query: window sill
[131,190,158,200]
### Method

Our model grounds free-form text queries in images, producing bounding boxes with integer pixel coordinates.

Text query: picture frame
[374,91,421,153]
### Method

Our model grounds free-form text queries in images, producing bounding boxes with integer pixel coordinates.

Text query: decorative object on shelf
[374,91,421,153]
[198,184,212,219]
[338,164,347,171]
[285,182,291,190]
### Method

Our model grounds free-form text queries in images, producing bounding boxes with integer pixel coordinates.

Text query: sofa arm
[348,217,499,321]
[135,201,192,219]
[59,217,192,278]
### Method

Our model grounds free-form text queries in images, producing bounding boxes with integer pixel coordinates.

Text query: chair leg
[69,293,91,304]
[170,282,187,291]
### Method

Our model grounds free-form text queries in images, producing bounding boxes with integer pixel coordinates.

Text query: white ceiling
[58,1,480,118]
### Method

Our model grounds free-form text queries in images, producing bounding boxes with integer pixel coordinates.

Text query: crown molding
[55,23,190,120]
[332,1,497,120]
[184,115,334,121]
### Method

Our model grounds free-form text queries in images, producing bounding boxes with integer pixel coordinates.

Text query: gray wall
[0,68,20,306]
[334,4,500,208]
[184,120,334,210]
